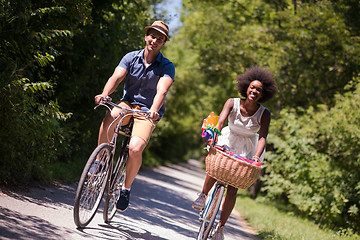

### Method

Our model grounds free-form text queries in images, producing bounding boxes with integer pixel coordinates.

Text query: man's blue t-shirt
[118,49,175,120]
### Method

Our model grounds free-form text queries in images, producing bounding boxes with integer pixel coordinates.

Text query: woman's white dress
[217,98,266,162]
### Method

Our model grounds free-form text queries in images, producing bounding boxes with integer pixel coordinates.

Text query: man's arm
[95,66,128,104]
[148,76,174,120]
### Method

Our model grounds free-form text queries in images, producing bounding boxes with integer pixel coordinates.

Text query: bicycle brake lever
[94,100,111,111]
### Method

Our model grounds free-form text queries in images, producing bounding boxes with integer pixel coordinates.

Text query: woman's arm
[207,98,234,145]
[217,98,234,132]
[253,109,271,161]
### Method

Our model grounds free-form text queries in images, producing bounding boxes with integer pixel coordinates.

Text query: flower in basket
[201,112,221,141]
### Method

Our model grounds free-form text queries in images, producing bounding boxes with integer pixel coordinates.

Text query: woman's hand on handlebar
[206,133,218,147]
[252,155,260,164]
[207,138,214,146]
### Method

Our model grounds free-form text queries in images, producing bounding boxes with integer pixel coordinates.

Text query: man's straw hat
[144,20,170,41]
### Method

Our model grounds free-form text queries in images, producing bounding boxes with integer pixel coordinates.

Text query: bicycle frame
[197,181,227,240]
[95,98,153,147]
[99,97,155,192]
[203,182,224,218]
[96,98,155,172]
[73,97,154,228]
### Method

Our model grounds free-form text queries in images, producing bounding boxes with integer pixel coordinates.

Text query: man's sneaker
[192,192,207,210]
[116,189,131,211]
[212,225,224,240]
[88,160,99,177]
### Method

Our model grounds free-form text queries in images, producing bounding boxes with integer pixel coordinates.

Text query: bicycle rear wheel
[103,137,129,223]
[73,143,112,228]
[197,184,225,240]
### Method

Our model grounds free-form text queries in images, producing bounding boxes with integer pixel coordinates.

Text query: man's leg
[116,137,147,212]
[123,136,148,188]
[124,113,155,188]
[116,112,155,211]
[97,102,131,145]
[98,111,116,145]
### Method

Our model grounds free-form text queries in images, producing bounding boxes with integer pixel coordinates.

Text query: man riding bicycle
[94,20,175,212]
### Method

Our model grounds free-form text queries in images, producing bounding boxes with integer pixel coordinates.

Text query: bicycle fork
[198,183,224,236]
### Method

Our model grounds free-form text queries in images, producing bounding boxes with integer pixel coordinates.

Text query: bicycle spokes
[73,144,112,228]
[196,183,225,240]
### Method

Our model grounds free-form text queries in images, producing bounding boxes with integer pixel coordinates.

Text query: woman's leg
[202,174,217,194]
[192,174,217,210]
[218,185,238,226]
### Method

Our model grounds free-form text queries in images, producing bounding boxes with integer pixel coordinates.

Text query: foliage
[0,1,75,185]
[236,193,359,239]
[0,0,161,185]
[164,0,360,233]
[272,0,360,109]
[52,0,162,164]
[162,0,360,158]
[263,76,360,232]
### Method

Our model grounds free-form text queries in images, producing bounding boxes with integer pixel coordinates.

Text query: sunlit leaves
[31,7,67,18]
[0,0,77,185]
[265,76,360,231]
[169,0,360,232]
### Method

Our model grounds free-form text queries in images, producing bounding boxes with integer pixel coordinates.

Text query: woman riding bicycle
[192,66,278,240]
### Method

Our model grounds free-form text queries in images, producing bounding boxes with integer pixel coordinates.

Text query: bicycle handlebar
[94,96,156,143]
[94,96,150,117]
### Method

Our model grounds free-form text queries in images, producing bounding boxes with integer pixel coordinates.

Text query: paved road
[0,159,259,240]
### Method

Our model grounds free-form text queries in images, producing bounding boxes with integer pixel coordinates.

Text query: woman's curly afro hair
[236,66,278,103]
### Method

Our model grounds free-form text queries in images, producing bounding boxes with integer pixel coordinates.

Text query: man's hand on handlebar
[95,94,106,104]
[94,95,158,121]
[148,111,159,121]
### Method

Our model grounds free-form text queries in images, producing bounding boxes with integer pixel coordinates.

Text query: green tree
[163,0,360,233]
[273,1,360,109]
[0,0,76,185]
[0,0,162,185]
[53,0,162,165]
[264,76,360,232]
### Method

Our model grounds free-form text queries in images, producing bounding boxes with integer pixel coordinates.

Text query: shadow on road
[0,160,259,240]
[0,206,66,240]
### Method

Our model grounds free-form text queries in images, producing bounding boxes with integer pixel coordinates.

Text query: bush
[263,76,360,232]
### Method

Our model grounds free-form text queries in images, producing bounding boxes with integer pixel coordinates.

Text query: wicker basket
[205,147,262,189]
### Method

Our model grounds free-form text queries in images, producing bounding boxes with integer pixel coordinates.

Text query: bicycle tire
[103,137,129,223]
[73,143,112,228]
[197,184,225,240]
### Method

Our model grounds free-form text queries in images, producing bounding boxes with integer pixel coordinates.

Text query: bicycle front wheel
[73,143,112,228]
[103,140,129,223]
[197,184,225,240]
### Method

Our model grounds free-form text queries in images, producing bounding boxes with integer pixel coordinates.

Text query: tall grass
[235,191,359,240]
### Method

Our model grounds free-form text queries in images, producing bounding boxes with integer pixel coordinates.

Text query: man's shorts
[110,101,156,143]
